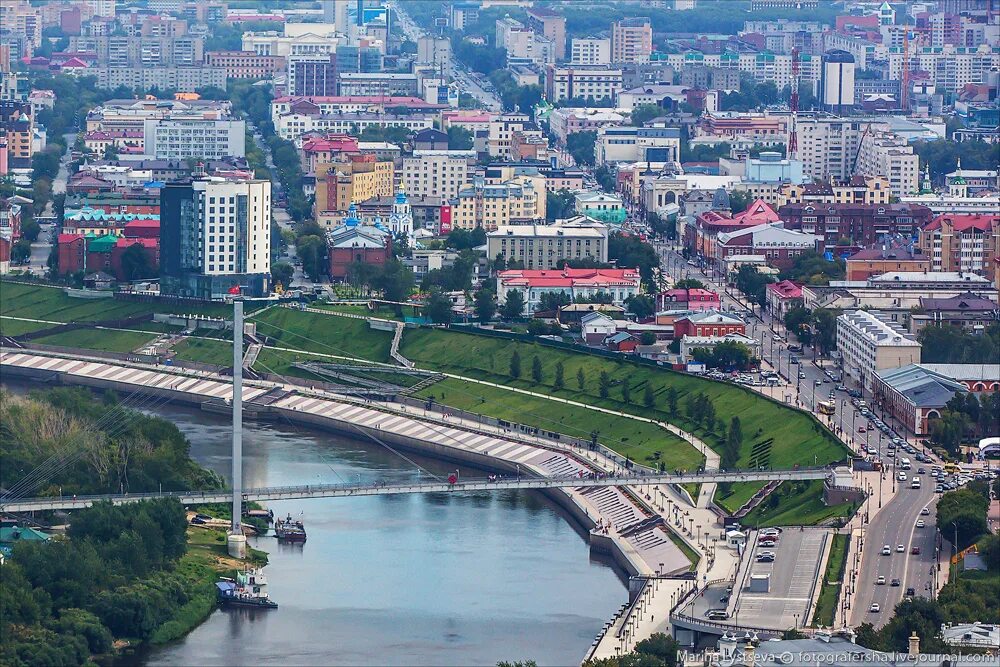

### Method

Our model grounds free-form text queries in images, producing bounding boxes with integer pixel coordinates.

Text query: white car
[916,519,925,528]
[921,507,930,516]
[881,545,891,555]
[870,603,881,613]
[896,544,905,553]
[898,472,907,482]
[876,575,886,585]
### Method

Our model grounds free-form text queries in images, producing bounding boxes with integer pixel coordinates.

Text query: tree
[296,235,327,281]
[270,261,294,289]
[576,367,586,391]
[643,384,656,408]
[426,289,454,324]
[595,165,615,192]
[566,131,597,166]
[666,387,678,415]
[11,239,31,265]
[936,488,989,550]
[474,287,496,323]
[673,278,706,289]
[812,308,841,355]
[640,332,657,346]
[779,251,845,285]
[119,242,155,281]
[784,306,813,344]
[629,104,663,127]
[531,355,543,384]
[599,371,611,399]
[609,233,661,290]
[447,126,473,150]
[509,349,522,379]
[500,289,525,320]
[621,381,631,404]
[20,217,40,242]
[546,189,576,221]
[374,259,415,308]
[537,290,571,312]
[626,294,655,319]
[554,361,565,390]
[728,190,750,214]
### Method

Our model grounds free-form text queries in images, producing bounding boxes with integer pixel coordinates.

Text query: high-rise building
[571,38,611,65]
[819,50,856,113]
[401,150,475,201]
[143,119,246,160]
[525,6,566,60]
[159,178,272,300]
[417,36,451,71]
[611,17,652,64]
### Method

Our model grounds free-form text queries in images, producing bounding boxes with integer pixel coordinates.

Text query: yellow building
[451,174,546,231]
[314,157,394,227]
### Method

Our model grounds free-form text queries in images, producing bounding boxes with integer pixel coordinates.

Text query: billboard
[439,205,452,235]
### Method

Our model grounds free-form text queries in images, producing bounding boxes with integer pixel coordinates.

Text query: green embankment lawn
[172,337,234,367]
[312,303,404,320]
[400,328,850,475]
[742,480,856,527]
[812,533,850,627]
[0,316,52,336]
[32,328,156,353]
[249,307,392,363]
[415,377,703,471]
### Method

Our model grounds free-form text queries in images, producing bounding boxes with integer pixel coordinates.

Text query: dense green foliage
[928,392,1000,455]
[0,499,195,666]
[936,483,991,550]
[583,632,679,667]
[608,233,661,290]
[734,265,775,307]
[779,251,845,285]
[918,323,1000,365]
[0,388,222,498]
[567,131,597,166]
[914,138,999,179]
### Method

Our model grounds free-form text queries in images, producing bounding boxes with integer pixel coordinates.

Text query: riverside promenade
[0,347,750,659]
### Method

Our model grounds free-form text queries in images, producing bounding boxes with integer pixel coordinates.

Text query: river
[138,403,626,666]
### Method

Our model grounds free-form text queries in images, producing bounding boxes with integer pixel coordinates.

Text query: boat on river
[274,513,306,542]
[216,568,277,609]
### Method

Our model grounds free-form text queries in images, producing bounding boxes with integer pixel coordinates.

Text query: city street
[26,132,76,275]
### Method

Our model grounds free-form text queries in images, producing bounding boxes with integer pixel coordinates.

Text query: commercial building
[910,292,1000,334]
[337,73,418,97]
[873,364,974,435]
[401,150,475,201]
[596,126,681,165]
[496,266,639,315]
[571,38,611,65]
[716,223,818,270]
[94,66,227,92]
[548,108,625,146]
[204,51,285,79]
[616,85,689,112]
[416,36,451,70]
[487,217,609,270]
[274,112,434,142]
[836,309,921,389]
[917,214,999,278]
[819,50,856,113]
[674,311,746,339]
[778,203,933,249]
[545,64,623,104]
[657,287,720,312]
[575,191,626,224]
[142,119,245,160]
[684,199,781,261]
[611,18,652,64]
[159,177,271,299]
[450,174,546,232]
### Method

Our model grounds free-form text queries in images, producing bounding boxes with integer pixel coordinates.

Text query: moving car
[706,609,729,620]
[896,544,905,553]
[911,546,921,555]
[891,578,901,587]
[906,587,916,596]
[870,603,881,613]
[916,519,925,528]
[921,507,930,515]
[876,575,886,585]
[881,545,891,555]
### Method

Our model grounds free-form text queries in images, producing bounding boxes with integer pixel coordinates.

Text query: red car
[911,546,921,555]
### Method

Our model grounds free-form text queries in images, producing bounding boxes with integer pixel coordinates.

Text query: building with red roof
[766,280,804,319]
[917,213,999,278]
[123,218,160,240]
[685,199,780,262]
[56,234,87,275]
[657,287,720,312]
[673,311,746,339]
[846,241,931,280]
[111,237,159,281]
[497,267,641,315]
[300,134,360,173]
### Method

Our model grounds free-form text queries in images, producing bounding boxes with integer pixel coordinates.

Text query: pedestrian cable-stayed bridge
[0,467,832,513]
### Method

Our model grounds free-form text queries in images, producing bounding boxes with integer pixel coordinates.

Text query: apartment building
[401,150,475,201]
[159,177,271,299]
[0,100,34,171]
[837,310,921,389]
[917,213,999,278]
[142,119,246,160]
[487,217,610,271]
[571,38,611,65]
[611,18,652,64]
[545,65,624,103]
[525,6,566,60]
[314,157,394,227]
[450,174,546,232]
[887,43,999,93]
[94,66,226,92]
[505,30,556,66]
[416,36,451,70]
[275,112,434,142]
[779,202,933,249]
[548,108,625,145]
[794,116,864,183]
[0,1,41,49]
[204,51,285,79]
[69,35,204,67]
[659,51,821,89]
[855,130,919,199]
[487,113,532,159]
[497,267,639,314]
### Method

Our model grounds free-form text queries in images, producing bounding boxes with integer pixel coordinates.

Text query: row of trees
[778,251,846,285]
[917,323,1000,365]
[689,341,756,371]
[928,392,1000,455]
[784,306,841,354]
[1,498,197,667]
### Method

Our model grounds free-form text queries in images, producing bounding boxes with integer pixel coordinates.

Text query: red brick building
[657,287,720,312]
[673,311,746,339]
[778,203,933,250]
[326,218,392,280]
[111,237,159,281]
[56,234,87,275]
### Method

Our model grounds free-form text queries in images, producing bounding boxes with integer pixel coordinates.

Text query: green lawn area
[714,481,767,515]
[32,327,156,353]
[0,280,239,323]
[742,480,857,527]
[399,328,850,475]
[0,316,53,336]
[415,377,703,471]
[812,533,850,627]
[172,337,234,367]
[249,307,392,363]
[312,303,404,321]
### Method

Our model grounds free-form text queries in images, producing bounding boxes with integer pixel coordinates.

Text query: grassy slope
[400,328,849,474]
[812,533,850,627]
[172,337,234,367]
[0,316,52,336]
[249,307,392,363]
[32,328,156,353]
[743,480,856,527]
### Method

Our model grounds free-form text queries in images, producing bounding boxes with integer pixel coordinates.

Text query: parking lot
[734,529,828,630]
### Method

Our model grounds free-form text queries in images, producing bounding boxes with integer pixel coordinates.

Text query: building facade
[917,213,999,278]
[836,309,922,389]
[487,218,609,270]
[401,150,475,201]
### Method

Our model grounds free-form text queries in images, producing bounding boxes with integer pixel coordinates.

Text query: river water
[137,403,626,666]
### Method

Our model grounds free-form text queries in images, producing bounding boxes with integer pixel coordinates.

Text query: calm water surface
[138,403,625,666]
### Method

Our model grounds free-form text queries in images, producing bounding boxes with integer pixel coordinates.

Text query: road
[26,132,76,275]
[390,2,504,112]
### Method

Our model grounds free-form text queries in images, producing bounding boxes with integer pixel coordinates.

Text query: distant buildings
[596,126,681,165]
[872,364,1000,434]
[326,204,391,280]
[765,280,804,319]
[142,118,246,160]
[846,242,931,280]
[837,310,922,389]
[487,217,609,271]
[545,64,623,103]
[0,100,33,172]
[496,267,640,315]
[611,17,652,63]
[657,287,720,312]
[160,177,271,299]
[917,214,999,278]
[779,203,933,249]
[401,150,475,201]
[450,174,546,231]
[570,37,611,65]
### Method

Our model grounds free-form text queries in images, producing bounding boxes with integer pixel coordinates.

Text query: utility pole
[232,298,244,535]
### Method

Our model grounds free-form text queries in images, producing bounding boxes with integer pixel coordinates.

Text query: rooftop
[499,267,641,289]
[875,364,968,407]
[766,279,803,299]
[923,213,999,232]
[839,310,920,347]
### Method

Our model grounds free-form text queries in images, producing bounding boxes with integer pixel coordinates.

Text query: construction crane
[789,46,800,157]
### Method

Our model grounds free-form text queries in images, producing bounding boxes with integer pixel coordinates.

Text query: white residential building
[836,309,922,389]
[855,130,919,199]
[486,217,609,270]
[142,118,246,159]
[571,37,611,65]
[401,150,475,201]
[545,64,623,103]
[886,44,1000,94]
[596,126,681,165]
